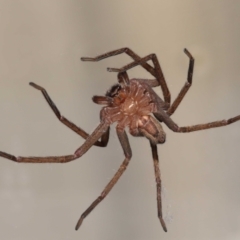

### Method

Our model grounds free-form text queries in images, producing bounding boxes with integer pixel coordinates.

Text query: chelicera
[1,47,240,232]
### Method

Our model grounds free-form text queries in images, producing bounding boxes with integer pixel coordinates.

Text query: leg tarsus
[75,196,103,230]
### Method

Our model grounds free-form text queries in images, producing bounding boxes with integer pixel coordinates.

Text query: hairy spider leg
[82,48,195,116]
[29,82,110,147]
[167,49,194,116]
[0,122,109,163]
[81,47,171,107]
[75,128,132,230]
[150,142,167,232]
[153,110,240,133]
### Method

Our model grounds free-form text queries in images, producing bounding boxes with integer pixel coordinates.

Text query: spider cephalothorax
[101,79,167,144]
[102,80,155,120]
[1,47,240,233]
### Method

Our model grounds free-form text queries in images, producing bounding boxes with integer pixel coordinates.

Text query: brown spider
[1,47,240,232]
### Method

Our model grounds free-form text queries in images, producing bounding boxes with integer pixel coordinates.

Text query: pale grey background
[0,1,240,240]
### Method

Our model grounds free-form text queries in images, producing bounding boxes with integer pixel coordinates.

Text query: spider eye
[106,84,122,98]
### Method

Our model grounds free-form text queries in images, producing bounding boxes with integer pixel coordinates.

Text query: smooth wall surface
[0,1,240,240]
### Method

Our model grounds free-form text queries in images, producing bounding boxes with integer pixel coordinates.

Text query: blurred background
[0,1,240,240]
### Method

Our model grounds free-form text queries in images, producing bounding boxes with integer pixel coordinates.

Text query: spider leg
[167,49,194,116]
[0,122,109,163]
[29,82,110,147]
[131,78,161,88]
[117,71,130,85]
[107,53,171,106]
[75,127,132,230]
[82,48,171,106]
[150,142,167,232]
[153,110,240,133]
[81,47,156,77]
